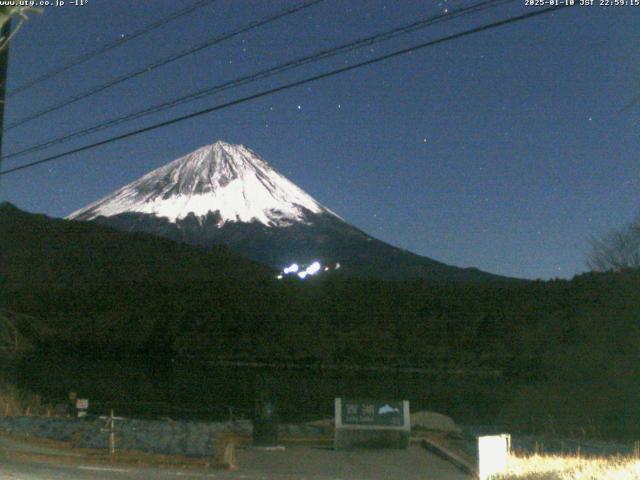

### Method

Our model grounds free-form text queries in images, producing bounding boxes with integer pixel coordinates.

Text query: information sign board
[334,398,410,449]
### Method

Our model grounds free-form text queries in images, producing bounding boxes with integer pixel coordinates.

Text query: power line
[4,0,324,130]
[3,0,515,162]
[7,0,219,98]
[0,5,572,178]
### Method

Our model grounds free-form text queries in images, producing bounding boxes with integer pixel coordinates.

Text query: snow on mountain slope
[68,141,339,227]
[66,140,513,282]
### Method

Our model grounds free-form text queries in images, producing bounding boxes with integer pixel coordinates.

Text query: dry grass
[494,453,640,479]
[0,382,50,416]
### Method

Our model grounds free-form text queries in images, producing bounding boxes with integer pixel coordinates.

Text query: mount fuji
[68,141,507,282]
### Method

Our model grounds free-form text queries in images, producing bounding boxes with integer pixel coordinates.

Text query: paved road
[0,446,471,480]
[0,458,226,479]
[0,434,85,458]
[239,445,471,480]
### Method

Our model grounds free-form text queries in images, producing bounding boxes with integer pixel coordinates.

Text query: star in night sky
[0,0,638,280]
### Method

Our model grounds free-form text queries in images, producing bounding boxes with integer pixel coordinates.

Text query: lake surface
[9,354,511,424]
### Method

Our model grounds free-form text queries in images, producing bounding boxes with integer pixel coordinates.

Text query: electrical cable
[7,0,219,98]
[0,5,572,177]
[4,0,324,130]
[3,0,515,162]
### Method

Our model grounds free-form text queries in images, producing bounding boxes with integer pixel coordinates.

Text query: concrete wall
[0,416,324,457]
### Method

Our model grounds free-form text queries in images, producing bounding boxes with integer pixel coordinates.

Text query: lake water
[9,354,511,424]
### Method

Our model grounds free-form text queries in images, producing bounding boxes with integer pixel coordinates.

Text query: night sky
[0,0,638,280]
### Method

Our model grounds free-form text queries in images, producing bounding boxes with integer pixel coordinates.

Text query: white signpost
[478,434,510,480]
[100,410,125,455]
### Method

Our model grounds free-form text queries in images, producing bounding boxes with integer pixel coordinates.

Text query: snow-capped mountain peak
[66,141,509,282]
[68,141,338,227]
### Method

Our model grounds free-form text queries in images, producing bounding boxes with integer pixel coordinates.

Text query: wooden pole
[110,409,116,455]
[0,14,11,187]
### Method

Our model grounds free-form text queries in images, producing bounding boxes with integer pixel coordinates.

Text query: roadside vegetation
[495,453,640,479]
[0,382,50,416]
[3,204,640,439]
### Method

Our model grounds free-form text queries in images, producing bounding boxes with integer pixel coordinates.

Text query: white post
[478,434,510,480]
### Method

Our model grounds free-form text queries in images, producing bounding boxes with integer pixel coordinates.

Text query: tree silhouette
[588,214,640,271]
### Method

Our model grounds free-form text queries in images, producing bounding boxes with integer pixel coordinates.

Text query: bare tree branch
[0,6,42,52]
[587,213,640,271]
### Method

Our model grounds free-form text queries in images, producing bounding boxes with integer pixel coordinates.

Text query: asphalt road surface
[0,445,471,480]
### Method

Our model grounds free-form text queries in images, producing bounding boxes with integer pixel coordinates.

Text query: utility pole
[0,15,11,188]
